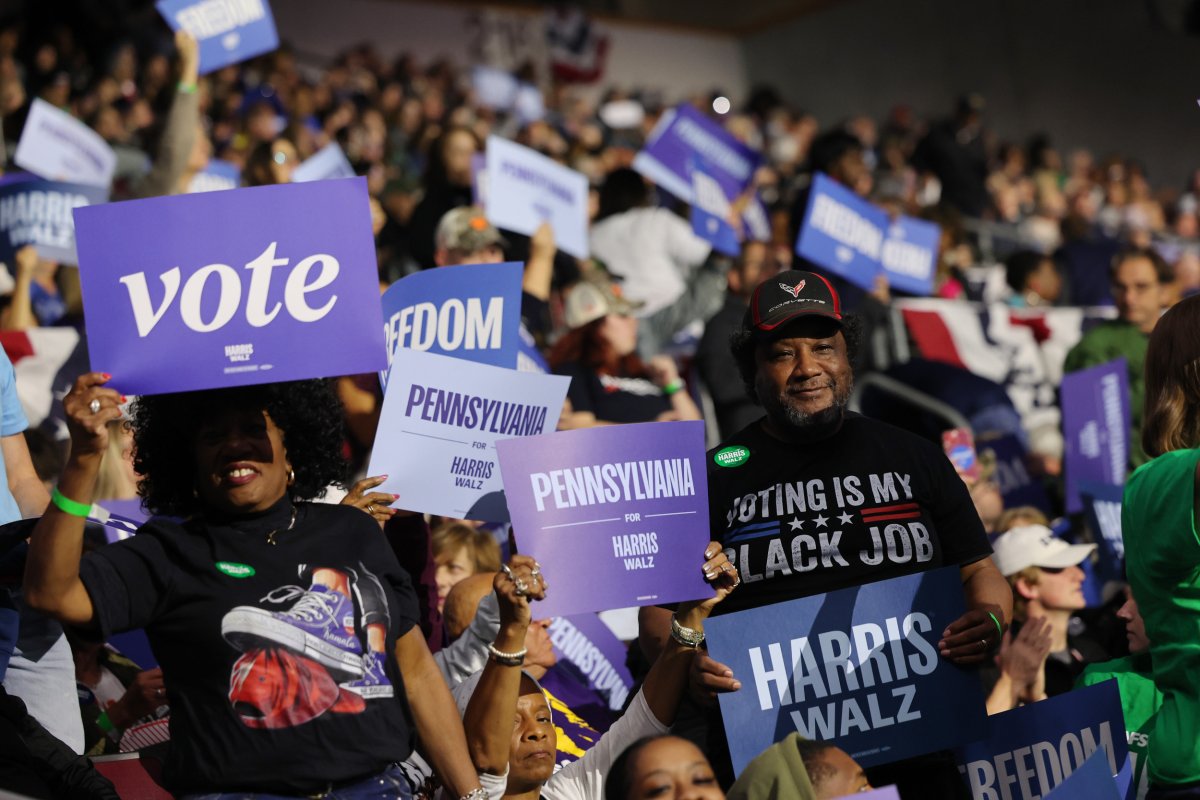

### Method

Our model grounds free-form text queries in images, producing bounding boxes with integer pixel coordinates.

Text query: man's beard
[759,376,851,437]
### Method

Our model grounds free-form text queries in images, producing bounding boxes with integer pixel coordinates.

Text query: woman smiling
[23,374,484,800]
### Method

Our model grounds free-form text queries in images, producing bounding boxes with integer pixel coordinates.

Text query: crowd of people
[0,3,1198,800]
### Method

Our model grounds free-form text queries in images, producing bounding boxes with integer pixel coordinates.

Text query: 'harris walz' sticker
[714,446,750,468]
[216,561,256,578]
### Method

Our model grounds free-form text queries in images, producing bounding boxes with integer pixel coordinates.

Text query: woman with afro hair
[23,374,485,799]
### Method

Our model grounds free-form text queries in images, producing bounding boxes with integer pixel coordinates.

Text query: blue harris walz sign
[706,567,988,772]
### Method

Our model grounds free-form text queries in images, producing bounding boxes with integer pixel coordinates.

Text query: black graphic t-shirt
[557,362,671,424]
[707,414,991,615]
[79,500,420,795]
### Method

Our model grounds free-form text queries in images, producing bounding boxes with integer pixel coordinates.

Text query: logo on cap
[779,280,806,299]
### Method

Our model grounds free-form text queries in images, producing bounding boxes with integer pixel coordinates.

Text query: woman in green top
[1122,293,1200,798]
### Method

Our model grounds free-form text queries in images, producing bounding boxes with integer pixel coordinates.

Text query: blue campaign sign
[955,680,1130,800]
[485,136,589,259]
[632,104,760,204]
[706,567,987,772]
[743,194,771,243]
[187,158,241,193]
[157,0,279,75]
[1062,358,1129,514]
[1045,749,1123,800]
[380,261,523,390]
[985,434,1052,516]
[472,65,519,110]
[292,143,356,184]
[14,99,116,188]
[689,157,740,257]
[795,173,887,292]
[881,216,939,296]
[0,178,108,264]
[1079,481,1125,583]
[517,325,549,374]
[74,177,386,395]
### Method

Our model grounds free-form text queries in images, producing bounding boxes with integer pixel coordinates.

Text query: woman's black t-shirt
[79,500,420,795]
[556,362,671,424]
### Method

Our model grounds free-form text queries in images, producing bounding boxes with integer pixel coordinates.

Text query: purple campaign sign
[796,172,887,292]
[690,156,740,257]
[496,421,714,619]
[548,613,635,715]
[633,104,760,204]
[834,789,899,800]
[75,177,386,395]
[955,680,1130,800]
[1079,481,1125,583]
[1044,749,1123,800]
[706,567,987,772]
[1062,358,1129,514]
[986,434,1052,516]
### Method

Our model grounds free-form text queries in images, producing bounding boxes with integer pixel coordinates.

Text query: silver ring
[530,567,541,578]
[366,505,376,515]
[500,564,515,580]
[89,399,101,414]
[514,577,528,596]
[980,639,988,651]
[157,688,164,698]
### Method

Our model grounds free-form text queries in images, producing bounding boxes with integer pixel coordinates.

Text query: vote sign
[75,177,386,395]
[705,567,988,772]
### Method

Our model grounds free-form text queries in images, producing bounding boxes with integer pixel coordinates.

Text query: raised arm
[22,373,122,625]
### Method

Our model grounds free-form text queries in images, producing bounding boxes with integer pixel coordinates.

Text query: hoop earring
[287,468,295,486]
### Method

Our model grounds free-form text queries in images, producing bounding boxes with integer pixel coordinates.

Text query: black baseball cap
[745,269,844,334]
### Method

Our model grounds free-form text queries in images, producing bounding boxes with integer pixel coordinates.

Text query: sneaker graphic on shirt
[221,585,364,681]
[340,651,394,700]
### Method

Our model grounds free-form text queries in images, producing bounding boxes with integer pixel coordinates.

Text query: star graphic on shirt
[838,511,855,526]
[788,517,804,531]
[813,514,829,528]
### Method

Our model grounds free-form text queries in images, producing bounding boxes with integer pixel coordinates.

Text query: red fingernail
[392,494,400,500]
[101,373,111,380]
[119,395,127,403]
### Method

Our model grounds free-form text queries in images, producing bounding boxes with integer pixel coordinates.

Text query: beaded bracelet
[487,642,527,667]
[670,615,705,648]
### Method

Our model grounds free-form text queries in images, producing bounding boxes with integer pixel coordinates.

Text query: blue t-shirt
[0,347,28,525]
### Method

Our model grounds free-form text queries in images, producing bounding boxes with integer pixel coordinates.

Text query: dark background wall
[742,0,1200,188]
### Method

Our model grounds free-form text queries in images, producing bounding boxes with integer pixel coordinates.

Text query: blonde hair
[996,506,1049,533]
[431,522,501,573]
[1007,567,1042,622]
[1143,295,1200,456]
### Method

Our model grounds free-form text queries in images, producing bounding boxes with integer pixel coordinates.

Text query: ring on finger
[501,564,515,580]
[979,639,988,651]
[89,399,101,414]
[514,577,528,596]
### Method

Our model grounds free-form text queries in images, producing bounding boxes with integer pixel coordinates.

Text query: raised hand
[62,373,124,459]
[340,475,399,524]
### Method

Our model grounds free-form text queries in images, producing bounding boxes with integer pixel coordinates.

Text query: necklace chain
[266,507,298,546]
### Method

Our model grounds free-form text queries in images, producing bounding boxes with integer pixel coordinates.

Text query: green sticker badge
[215,561,256,579]
[713,445,750,468]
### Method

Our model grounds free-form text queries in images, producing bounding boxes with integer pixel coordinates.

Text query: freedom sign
[1044,749,1123,800]
[955,680,1130,800]
[74,177,386,395]
[485,136,588,259]
[14,99,116,188]
[1062,358,1129,514]
[690,157,740,257]
[705,567,987,772]
[0,177,107,264]
[881,216,938,296]
[157,0,279,75]
[368,348,568,521]
[496,421,714,619]
[632,104,760,205]
[292,143,356,184]
[379,261,523,390]
[796,173,888,291]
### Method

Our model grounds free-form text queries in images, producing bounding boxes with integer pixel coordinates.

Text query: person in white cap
[991,524,1107,699]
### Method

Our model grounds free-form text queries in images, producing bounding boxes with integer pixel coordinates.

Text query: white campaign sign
[484,136,589,259]
[368,349,570,521]
[15,99,117,188]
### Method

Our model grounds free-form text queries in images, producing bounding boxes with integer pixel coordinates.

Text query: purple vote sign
[74,177,385,395]
[1062,358,1129,514]
[496,421,714,619]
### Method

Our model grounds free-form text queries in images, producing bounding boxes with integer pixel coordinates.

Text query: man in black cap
[640,269,1011,796]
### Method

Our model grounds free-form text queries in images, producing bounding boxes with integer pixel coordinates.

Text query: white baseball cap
[991,524,1096,577]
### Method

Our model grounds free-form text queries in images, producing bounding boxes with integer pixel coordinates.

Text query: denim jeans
[183,763,417,800]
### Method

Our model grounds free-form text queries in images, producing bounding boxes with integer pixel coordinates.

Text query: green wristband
[662,379,683,396]
[51,488,91,518]
[96,710,114,733]
[177,81,197,94]
[987,611,1004,638]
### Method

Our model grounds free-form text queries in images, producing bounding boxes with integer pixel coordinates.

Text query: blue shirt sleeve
[0,348,27,438]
